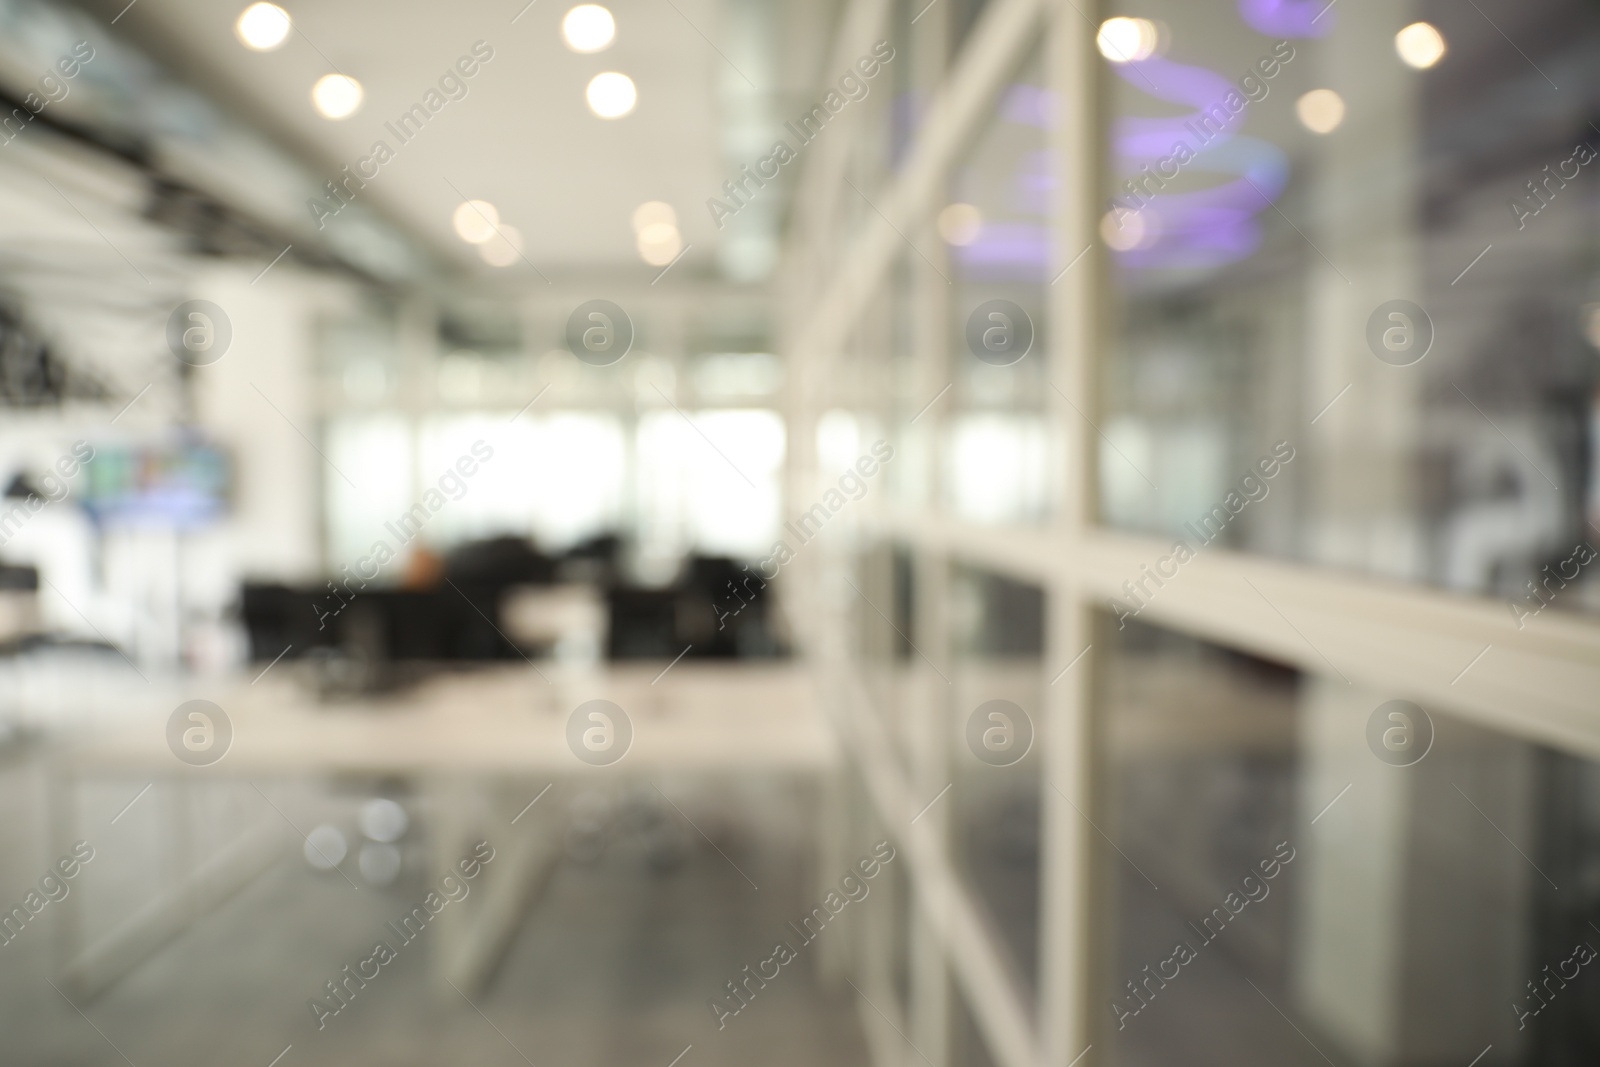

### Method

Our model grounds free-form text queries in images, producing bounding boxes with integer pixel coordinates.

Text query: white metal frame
[781,1,1600,1066]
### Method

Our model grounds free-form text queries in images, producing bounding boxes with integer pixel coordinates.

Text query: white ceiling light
[235,3,291,51]
[304,825,347,870]
[311,74,363,119]
[1395,22,1447,69]
[1100,208,1148,251]
[452,200,501,244]
[563,5,616,53]
[1096,17,1159,63]
[1296,89,1346,134]
[586,72,637,119]
[637,223,682,266]
[479,226,525,267]
[632,200,677,233]
[937,203,983,246]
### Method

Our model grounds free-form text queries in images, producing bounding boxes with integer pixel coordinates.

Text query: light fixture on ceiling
[236,2,291,50]
[632,200,677,232]
[1100,208,1148,251]
[1395,22,1447,69]
[937,203,983,246]
[1096,17,1160,63]
[586,72,637,119]
[452,200,501,244]
[311,74,363,119]
[479,226,524,267]
[632,201,681,266]
[637,222,682,266]
[1296,89,1346,134]
[563,5,616,53]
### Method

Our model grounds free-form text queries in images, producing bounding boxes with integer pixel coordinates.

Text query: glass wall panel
[325,414,415,567]
[1097,614,1600,1067]
[946,45,1057,527]
[887,254,933,512]
[1098,0,1600,618]
[852,539,917,759]
[953,970,1004,1067]
[636,408,784,560]
[949,563,1044,998]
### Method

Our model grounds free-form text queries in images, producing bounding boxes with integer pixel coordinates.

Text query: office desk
[62,661,835,774]
[49,661,839,999]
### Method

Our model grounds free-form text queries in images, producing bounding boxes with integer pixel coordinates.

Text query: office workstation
[2,1,1599,1066]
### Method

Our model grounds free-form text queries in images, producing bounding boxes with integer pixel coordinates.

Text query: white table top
[58,661,838,776]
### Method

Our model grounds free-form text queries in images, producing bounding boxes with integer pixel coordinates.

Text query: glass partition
[1097,613,1599,1067]
[945,44,1058,528]
[1098,0,1600,618]
[949,563,1045,999]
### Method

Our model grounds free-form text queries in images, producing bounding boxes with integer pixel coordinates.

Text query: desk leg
[62,807,286,1000]
[47,753,78,983]
[814,766,851,984]
[425,773,471,1001]
[429,776,564,1001]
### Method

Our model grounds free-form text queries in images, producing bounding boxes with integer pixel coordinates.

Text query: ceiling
[82,0,823,281]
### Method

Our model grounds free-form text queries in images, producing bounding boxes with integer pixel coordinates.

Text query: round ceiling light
[563,5,616,53]
[311,74,363,119]
[637,222,682,266]
[1296,88,1346,134]
[937,203,983,246]
[1395,22,1447,69]
[1100,208,1148,251]
[479,226,525,267]
[1096,17,1159,63]
[586,72,637,119]
[236,3,291,50]
[452,200,501,244]
[632,200,677,232]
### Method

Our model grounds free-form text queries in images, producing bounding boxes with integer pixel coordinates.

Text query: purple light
[1115,134,1289,271]
[1238,0,1333,38]
[1107,38,1301,270]
[1014,150,1055,215]
[1104,0,1327,270]
[1115,56,1239,113]
[954,223,1051,281]
[1000,84,1055,129]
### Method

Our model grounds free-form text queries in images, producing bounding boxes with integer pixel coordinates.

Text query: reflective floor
[0,762,869,1067]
